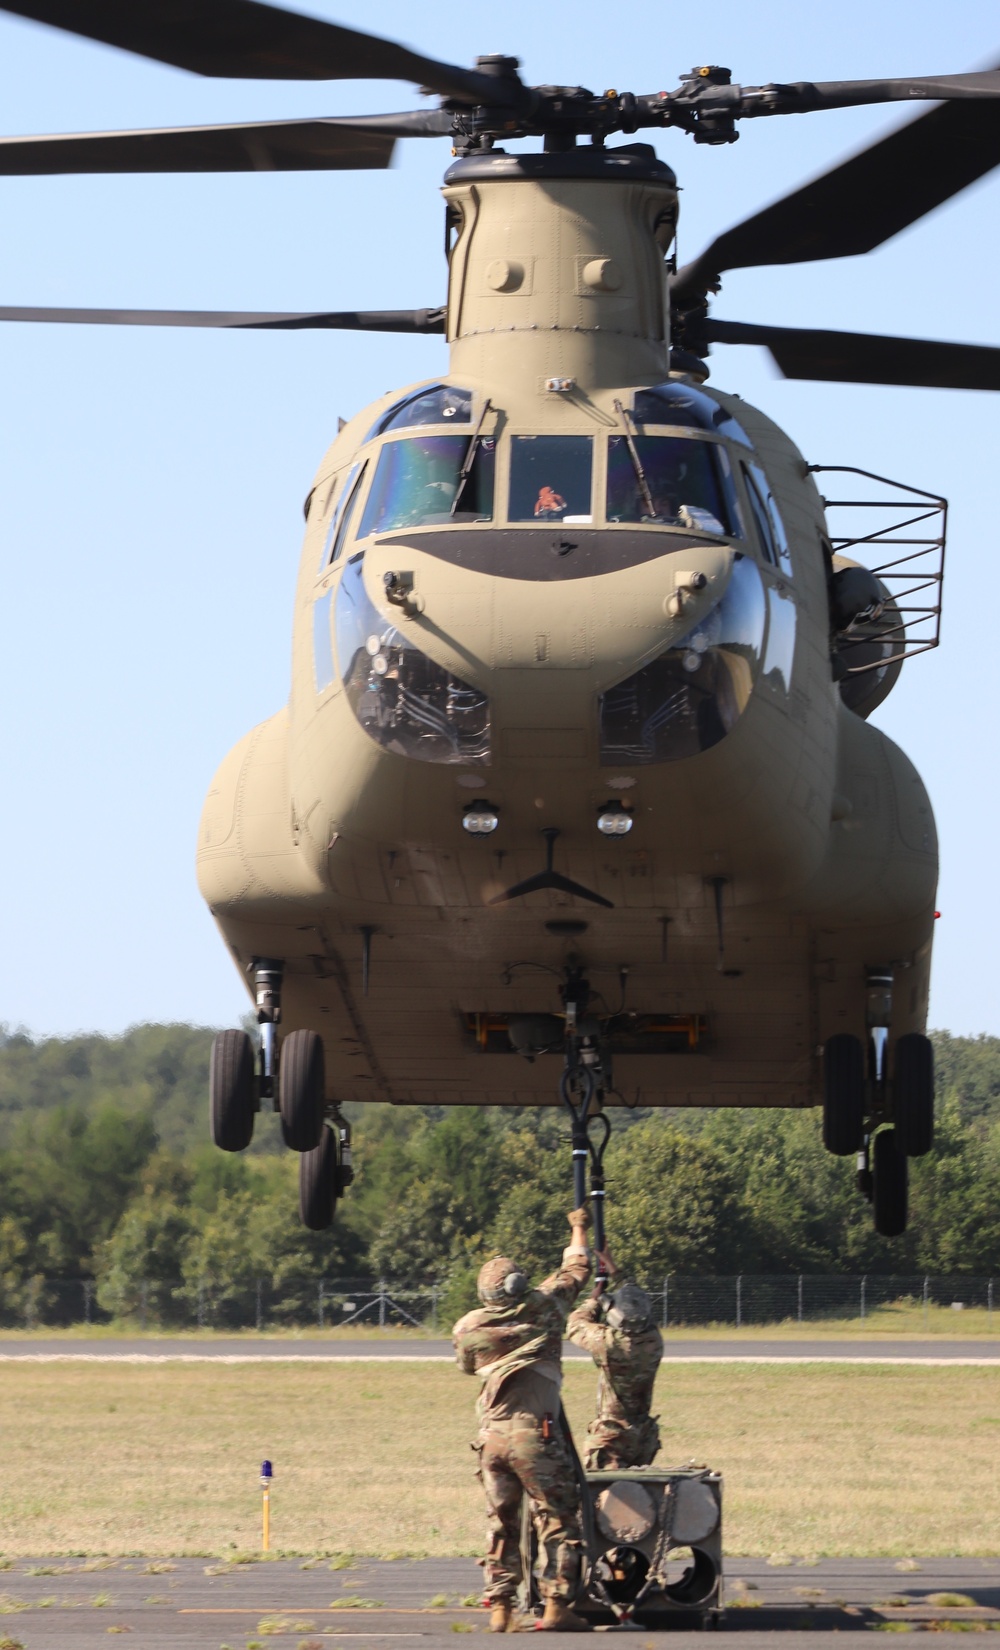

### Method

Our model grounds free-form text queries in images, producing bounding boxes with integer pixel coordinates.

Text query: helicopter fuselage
[197,146,936,1110]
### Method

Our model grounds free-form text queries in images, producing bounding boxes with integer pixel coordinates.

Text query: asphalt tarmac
[0,1555,995,1647]
[0,1339,997,1360]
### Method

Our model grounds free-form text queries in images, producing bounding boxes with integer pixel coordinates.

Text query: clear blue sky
[1,0,998,1038]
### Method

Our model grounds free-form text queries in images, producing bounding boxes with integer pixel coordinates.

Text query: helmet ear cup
[503,1270,528,1300]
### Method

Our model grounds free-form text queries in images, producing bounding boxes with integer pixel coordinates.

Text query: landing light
[597,802,633,837]
[463,800,500,836]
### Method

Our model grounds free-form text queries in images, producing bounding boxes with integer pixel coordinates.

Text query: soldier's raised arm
[537,1206,592,1307]
[566,1294,608,1356]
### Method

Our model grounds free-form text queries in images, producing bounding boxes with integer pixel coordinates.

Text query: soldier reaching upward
[452,1208,598,1633]
[566,1259,663,1470]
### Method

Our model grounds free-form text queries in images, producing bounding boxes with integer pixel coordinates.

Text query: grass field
[0,1363,997,1559]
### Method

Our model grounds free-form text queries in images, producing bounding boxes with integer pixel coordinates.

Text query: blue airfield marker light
[261,1459,273,1551]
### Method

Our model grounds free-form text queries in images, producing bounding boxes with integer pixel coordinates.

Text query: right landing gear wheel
[299,1123,338,1230]
[822,1034,865,1155]
[209,1029,256,1152]
[893,1033,935,1156]
[873,1127,908,1237]
[279,1029,325,1152]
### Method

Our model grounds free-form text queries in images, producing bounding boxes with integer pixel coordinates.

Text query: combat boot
[536,1599,590,1631]
[490,1602,514,1632]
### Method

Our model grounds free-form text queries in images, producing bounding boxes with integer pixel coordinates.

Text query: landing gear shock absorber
[254,958,284,1102]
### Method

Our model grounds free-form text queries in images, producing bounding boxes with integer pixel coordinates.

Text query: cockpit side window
[362,385,472,446]
[508,435,594,523]
[319,460,367,569]
[357,434,495,537]
[606,434,738,536]
[743,462,793,575]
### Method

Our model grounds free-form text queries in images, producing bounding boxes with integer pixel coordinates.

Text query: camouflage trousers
[474,1416,583,1605]
[582,1414,660,1471]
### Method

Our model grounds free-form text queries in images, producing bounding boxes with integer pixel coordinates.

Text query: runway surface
[0,1337,997,1361]
[0,1554,995,1647]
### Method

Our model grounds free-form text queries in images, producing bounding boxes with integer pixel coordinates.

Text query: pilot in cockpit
[534,484,567,519]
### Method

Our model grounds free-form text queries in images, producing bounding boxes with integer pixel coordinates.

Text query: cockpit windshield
[606,434,739,536]
[509,435,594,523]
[357,434,495,537]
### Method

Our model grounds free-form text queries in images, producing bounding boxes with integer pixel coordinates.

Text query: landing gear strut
[827,966,934,1238]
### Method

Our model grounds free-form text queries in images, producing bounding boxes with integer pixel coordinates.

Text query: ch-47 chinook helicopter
[5,2,1000,1242]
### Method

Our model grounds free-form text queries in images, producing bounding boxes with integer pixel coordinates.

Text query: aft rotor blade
[0,0,505,102]
[0,116,403,173]
[708,319,1000,391]
[0,305,446,332]
[672,77,1000,303]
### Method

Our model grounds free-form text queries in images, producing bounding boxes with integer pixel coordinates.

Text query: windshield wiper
[451,398,493,516]
[613,398,656,519]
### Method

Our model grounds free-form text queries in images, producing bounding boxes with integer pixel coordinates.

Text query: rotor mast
[442,148,679,391]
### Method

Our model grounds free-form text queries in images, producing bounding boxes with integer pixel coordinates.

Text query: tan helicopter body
[196,151,936,1116]
[8,0,998,1235]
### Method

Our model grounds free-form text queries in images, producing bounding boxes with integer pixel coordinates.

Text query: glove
[567,1205,592,1230]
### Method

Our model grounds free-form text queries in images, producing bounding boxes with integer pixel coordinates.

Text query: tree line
[0,1024,998,1326]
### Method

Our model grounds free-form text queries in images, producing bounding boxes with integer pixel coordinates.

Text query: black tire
[893,1032,935,1157]
[209,1029,256,1152]
[299,1124,339,1230]
[279,1029,325,1152]
[823,1034,865,1155]
[873,1127,908,1237]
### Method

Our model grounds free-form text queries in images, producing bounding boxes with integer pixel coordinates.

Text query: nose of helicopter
[364,531,734,687]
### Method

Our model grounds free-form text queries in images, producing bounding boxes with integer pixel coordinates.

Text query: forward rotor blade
[0,305,446,332]
[743,68,1000,117]
[708,319,1000,391]
[0,0,505,102]
[672,75,1000,303]
[0,116,402,174]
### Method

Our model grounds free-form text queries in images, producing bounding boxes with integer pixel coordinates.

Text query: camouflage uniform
[565,1294,663,1469]
[452,1246,591,1606]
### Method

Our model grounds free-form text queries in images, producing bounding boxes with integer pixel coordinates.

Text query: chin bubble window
[508,435,594,523]
[335,559,490,764]
[358,434,495,536]
[599,555,766,764]
[607,434,738,535]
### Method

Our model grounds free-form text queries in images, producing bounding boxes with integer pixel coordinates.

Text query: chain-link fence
[1,1274,996,1332]
[651,1273,996,1328]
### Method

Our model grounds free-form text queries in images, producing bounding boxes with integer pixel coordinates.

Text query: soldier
[452,1208,597,1633]
[566,1259,663,1470]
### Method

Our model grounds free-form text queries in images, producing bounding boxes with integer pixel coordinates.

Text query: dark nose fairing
[376,526,717,580]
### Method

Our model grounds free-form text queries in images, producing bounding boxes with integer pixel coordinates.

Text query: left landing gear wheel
[209,1029,256,1152]
[872,1127,908,1237]
[299,1123,339,1230]
[279,1029,326,1152]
